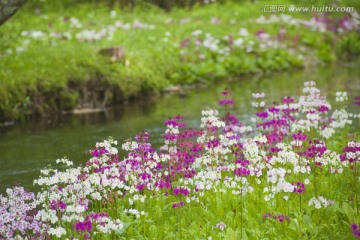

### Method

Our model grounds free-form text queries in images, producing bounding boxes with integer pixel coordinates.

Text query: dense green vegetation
[0,0,359,122]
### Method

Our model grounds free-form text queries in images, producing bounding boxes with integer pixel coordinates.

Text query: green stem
[240,180,243,240]
[299,193,303,238]
[314,165,318,197]
[353,161,358,215]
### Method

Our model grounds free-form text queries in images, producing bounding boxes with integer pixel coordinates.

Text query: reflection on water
[0,61,359,193]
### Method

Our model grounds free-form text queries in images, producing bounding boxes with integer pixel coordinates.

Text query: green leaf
[149,225,158,238]
[303,215,314,228]
[342,203,356,222]
[165,231,176,239]
[225,227,236,239]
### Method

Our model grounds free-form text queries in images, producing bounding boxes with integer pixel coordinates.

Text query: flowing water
[0,62,359,193]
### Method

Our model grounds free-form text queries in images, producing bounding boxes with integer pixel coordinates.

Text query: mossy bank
[1,0,359,122]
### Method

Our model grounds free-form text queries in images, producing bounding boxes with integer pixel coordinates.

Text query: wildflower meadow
[1,81,359,239]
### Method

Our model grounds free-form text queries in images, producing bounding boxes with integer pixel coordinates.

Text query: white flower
[215,222,226,231]
[110,10,117,18]
[191,30,202,36]
[234,38,244,47]
[238,28,249,36]
[49,227,66,238]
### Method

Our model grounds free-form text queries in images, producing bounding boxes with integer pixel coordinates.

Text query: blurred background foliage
[23,0,360,12]
[0,0,359,122]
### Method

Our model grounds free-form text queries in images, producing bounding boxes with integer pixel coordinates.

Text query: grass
[0,0,359,121]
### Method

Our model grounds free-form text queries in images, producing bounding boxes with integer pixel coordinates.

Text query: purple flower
[218,99,234,105]
[354,96,360,106]
[136,183,146,191]
[340,141,360,163]
[58,201,66,210]
[173,187,189,196]
[206,138,220,148]
[351,223,360,238]
[164,117,186,128]
[90,148,109,157]
[256,111,268,119]
[282,96,294,104]
[179,37,190,48]
[318,105,330,112]
[292,132,307,141]
[172,201,184,208]
[292,181,305,194]
[268,107,280,114]
[135,130,151,141]
[234,167,250,176]
[84,233,92,239]
[220,89,232,95]
[0,187,47,238]
[351,224,358,230]
[263,213,290,223]
[74,220,93,232]
[50,200,66,211]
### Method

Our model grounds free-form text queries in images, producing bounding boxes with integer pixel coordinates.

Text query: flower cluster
[172,201,185,209]
[336,91,348,102]
[292,181,305,194]
[251,92,266,109]
[351,224,360,238]
[0,187,48,239]
[354,96,360,106]
[308,196,334,209]
[263,213,290,222]
[340,141,360,163]
[1,80,358,238]
[218,89,233,106]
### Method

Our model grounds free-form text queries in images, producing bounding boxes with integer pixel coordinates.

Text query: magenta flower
[292,132,307,141]
[318,105,330,112]
[220,89,232,95]
[292,182,305,194]
[90,148,109,157]
[354,96,360,106]
[282,96,294,104]
[268,107,280,114]
[172,201,185,208]
[256,111,268,119]
[135,130,151,141]
[218,99,234,105]
[351,223,360,238]
[50,200,66,211]
[219,89,233,105]
[263,213,290,222]
[340,141,360,163]
[74,220,93,232]
[173,187,189,196]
